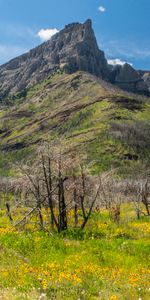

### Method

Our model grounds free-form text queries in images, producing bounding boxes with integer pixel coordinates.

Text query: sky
[0,0,150,70]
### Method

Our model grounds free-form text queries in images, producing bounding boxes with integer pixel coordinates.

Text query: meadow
[0,205,150,300]
[0,23,150,300]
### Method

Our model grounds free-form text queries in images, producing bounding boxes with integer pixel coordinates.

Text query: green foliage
[0,147,33,176]
[0,206,150,299]
[0,71,150,177]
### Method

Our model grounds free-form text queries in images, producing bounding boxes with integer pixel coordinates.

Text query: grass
[0,205,150,299]
[0,71,150,176]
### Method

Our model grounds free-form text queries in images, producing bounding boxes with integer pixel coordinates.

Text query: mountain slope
[109,63,149,95]
[0,19,108,100]
[0,19,149,100]
[0,19,150,176]
[139,70,150,91]
[0,70,150,176]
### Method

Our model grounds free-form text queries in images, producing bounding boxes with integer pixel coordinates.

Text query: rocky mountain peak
[0,19,109,100]
[0,19,149,100]
[108,63,149,95]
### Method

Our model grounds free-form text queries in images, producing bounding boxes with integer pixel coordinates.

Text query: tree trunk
[74,187,78,227]
[58,177,68,231]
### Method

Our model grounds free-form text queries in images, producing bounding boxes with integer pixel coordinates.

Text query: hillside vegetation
[0,71,150,177]
[0,17,150,300]
[0,71,150,300]
[0,205,150,300]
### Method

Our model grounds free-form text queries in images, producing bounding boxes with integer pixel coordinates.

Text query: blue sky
[0,0,150,70]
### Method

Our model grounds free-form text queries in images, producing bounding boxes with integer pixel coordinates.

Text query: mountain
[109,63,149,96]
[0,70,150,177]
[0,20,150,177]
[0,19,108,100]
[139,70,150,91]
[0,19,149,100]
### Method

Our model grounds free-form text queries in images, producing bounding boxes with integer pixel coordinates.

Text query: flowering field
[0,206,150,300]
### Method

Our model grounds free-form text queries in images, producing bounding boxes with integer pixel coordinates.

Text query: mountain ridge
[0,19,108,100]
[0,19,149,100]
[0,20,150,176]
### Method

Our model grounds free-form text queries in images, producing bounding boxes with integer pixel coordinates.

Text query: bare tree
[10,142,102,232]
[126,178,150,219]
[98,171,124,223]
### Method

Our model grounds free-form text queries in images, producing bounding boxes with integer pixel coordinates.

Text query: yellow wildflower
[109,296,118,300]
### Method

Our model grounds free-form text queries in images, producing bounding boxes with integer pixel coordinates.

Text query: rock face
[0,19,109,100]
[109,63,149,95]
[0,19,149,100]
[139,71,150,92]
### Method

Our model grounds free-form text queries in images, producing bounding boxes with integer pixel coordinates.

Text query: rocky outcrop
[0,19,109,100]
[139,71,150,91]
[109,63,149,95]
[0,19,149,100]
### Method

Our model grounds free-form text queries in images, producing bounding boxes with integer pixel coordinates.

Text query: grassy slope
[0,71,150,176]
[0,205,150,300]
[0,73,150,300]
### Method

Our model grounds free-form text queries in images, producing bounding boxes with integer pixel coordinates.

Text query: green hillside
[0,71,150,176]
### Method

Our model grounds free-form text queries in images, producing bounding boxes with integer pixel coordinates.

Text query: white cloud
[98,6,106,13]
[108,58,133,66]
[37,28,59,42]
